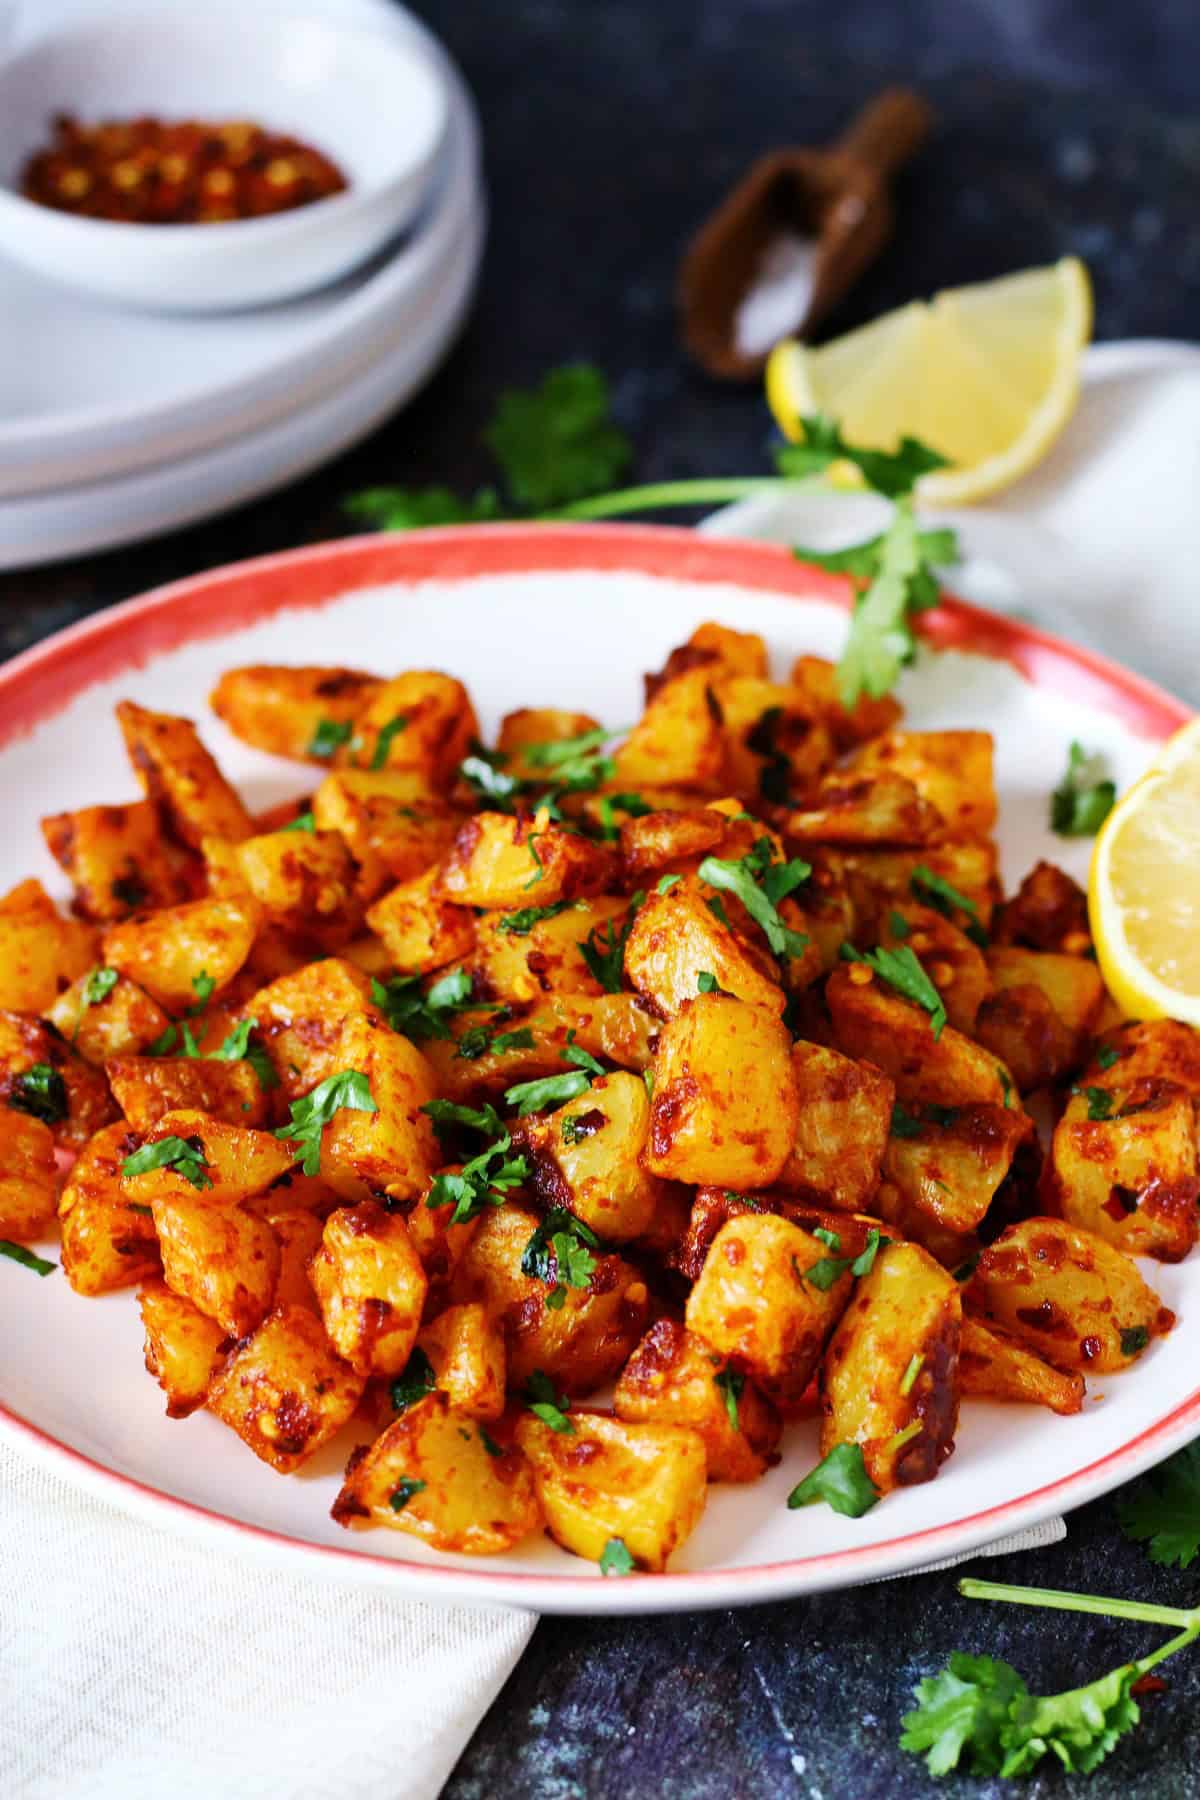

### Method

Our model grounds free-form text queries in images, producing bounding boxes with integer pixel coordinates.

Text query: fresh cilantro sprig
[1118,1444,1200,1569]
[802,1226,890,1291]
[579,894,643,993]
[599,1537,636,1577]
[274,1070,377,1176]
[425,1121,530,1225]
[1072,1084,1115,1121]
[525,1369,575,1434]
[1051,741,1117,838]
[841,941,947,1039]
[371,967,478,1042]
[697,836,811,960]
[787,1443,880,1517]
[498,900,579,935]
[505,1034,607,1117]
[390,1348,437,1414]
[910,864,988,947]
[7,1062,68,1126]
[121,1133,212,1191]
[521,1208,599,1309]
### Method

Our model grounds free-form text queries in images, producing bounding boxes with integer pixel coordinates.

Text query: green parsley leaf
[910,864,982,934]
[578,896,642,994]
[0,1239,56,1276]
[775,415,952,500]
[813,1226,841,1250]
[656,873,682,895]
[791,524,959,579]
[344,485,503,530]
[371,967,476,1042]
[525,1369,574,1435]
[787,1442,879,1517]
[900,1353,924,1396]
[599,1536,636,1577]
[1001,1663,1140,1778]
[697,971,723,994]
[479,1426,504,1457]
[489,1027,537,1056]
[523,725,621,793]
[279,811,316,834]
[1072,1084,1115,1121]
[1051,742,1117,838]
[521,1207,599,1307]
[841,941,947,1038]
[900,1651,1028,1777]
[999,1068,1015,1109]
[484,364,631,510]
[274,1070,377,1176]
[505,1069,591,1116]
[1117,1442,1200,1569]
[307,718,354,760]
[1120,1325,1150,1357]
[802,1226,890,1291]
[1096,1044,1122,1071]
[7,1062,68,1126]
[366,714,409,770]
[422,1099,505,1139]
[888,909,910,939]
[146,1024,179,1057]
[82,966,119,1009]
[698,837,810,960]
[713,1366,744,1432]
[185,972,215,1018]
[833,500,933,708]
[121,1133,212,1190]
[208,1017,280,1090]
[390,1349,437,1413]
[388,1477,427,1512]
[497,900,577,935]
[426,1122,530,1225]
[458,744,523,805]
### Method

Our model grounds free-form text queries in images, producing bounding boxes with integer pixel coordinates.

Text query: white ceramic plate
[0,524,1193,1615]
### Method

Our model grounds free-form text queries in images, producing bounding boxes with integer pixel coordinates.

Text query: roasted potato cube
[366,867,477,976]
[828,964,1011,1108]
[821,1240,961,1494]
[0,1007,116,1148]
[958,1316,1084,1416]
[422,993,658,1102]
[975,948,1104,1092]
[779,1041,893,1210]
[245,956,376,1102]
[516,1411,707,1572]
[686,621,768,678]
[884,1102,1034,1237]
[344,672,479,788]
[139,1278,229,1417]
[415,1302,506,1419]
[58,1121,160,1294]
[615,668,729,792]
[716,677,832,797]
[106,1054,267,1132]
[311,770,456,894]
[209,664,383,762]
[208,1303,364,1473]
[967,1217,1173,1373]
[152,1188,280,1336]
[121,1109,295,1208]
[264,1206,325,1310]
[435,811,614,910]
[473,895,629,1003]
[40,799,194,922]
[836,843,998,933]
[672,1185,884,1284]
[229,829,361,946]
[0,1110,57,1242]
[624,878,785,1018]
[495,708,602,779]
[779,771,943,847]
[616,802,768,883]
[117,698,252,846]
[0,892,99,1013]
[685,1214,852,1409]
[877,905,990,1037]
[47,970,170,1066]
[318,1014,439,1203]
[521,1070,667,1241]
[0,878,57,920]
[1046,1079,1198,1262]
[450,1203,650,1394]
[614,1318,781,1482]
[333,1391,540,1551]
[853,730,996,841]
[1087,1018,1200,1096]
[993,860,1091,954]
[789,653,903,750]
[102,896,261,1010]
[309,1201,428,1376]
[405,1177,480,1297]
[646,995,798,1188]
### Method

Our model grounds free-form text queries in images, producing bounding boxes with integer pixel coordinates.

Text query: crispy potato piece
[229,829,361,946]
[0,1110,58,1242]
[106,1054,267,1132]
[779,771,943,847]
[421,993,659,1100]
[624,878,785,1018]
[121,1109,295,1208]
[0,878,57,920]
[0,895,99,1013]
[209,664,383,762]
[40,799,195,922]
[47,970,170,1066]
[473,895,628,1003]
[975,948,1104,1091]
[517,1411,707,1572]
[617,801,770,881]
[310,1201,428,1376]
[139,1278,229,1417]
[685,1214,852,1410]
[208,1302,364,1472]
[264,1206,324,1310]
[152,1188,280,1336]
[0,1007,116,1148]
[646,995,798,1188]
[779,1041,893,1210]
[643,624,767,702]
[671,1185,884,1284]
[967,1217,1174,1373]
[496,708,602,779]
[102,896,261,1009]
[343,672,479,788]
[520,1070,668,1242]
[366,866,477,976]
[405,1177,480,1300]
[415,1301,506,1419]
[833,843,998,933]
[614,1319,781,1482]
[716,677,832,797]
[434,811,614,911]
[615,668,729,792]
[450,1203,651,1394]
[333,1391,540,1551]
[311,770,457,896]
[117,698,252,847]
[1046,1079,1199,1262]
[821,1241,961,1493]
[1087,1019,1200,1095]
[318,1013,439,1203]
[245,956,376,1102]
[853,731,996,841]
[884,1102,1034,1238]
[993,860,1091,954]
[59,1121,161,1294]
[958,1316,1084,1416]
[827,964,1011,1108]
[788,654,903,751]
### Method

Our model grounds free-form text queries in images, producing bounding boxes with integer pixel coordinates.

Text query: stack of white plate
[0,3,484,568]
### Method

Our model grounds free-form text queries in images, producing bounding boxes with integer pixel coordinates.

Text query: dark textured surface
[4,3,1200,1795]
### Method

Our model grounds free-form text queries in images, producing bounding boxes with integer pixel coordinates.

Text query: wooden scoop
[679,89,933,381]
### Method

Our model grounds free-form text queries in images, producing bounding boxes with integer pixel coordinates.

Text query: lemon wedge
[1090,718,1200,1022]
[765,259,1092,505]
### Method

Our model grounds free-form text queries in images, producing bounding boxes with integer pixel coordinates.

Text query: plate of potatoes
[0,524,1195,1613]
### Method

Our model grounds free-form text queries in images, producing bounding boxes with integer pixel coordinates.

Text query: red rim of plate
[0,522,1192,1614]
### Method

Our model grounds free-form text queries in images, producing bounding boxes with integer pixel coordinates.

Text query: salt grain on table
[734,231,818,356]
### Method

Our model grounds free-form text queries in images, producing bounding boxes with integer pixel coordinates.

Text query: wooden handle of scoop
[835,87,933,181]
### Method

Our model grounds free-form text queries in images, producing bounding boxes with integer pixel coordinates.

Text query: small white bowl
[0,6,450,312]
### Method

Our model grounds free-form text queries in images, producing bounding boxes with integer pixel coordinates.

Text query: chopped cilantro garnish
[595,791,651,841]
[279,810,316,834]
[713,1366,744,1432]
[459,743,523,804]
[1051,742,1117,838]
[656,873,682,895]
[521,1208,599,1308]
[371,967,476,1042]
[498,900,577,935]
[8,1062,68,1126]
[525,1369,574,1435]
[698,836,810,960]
[599,1536,636,1577]
[82,966,119,1009]
[1072,1084,1115,1121]
[1120,1325,1150,1357]
[505,1034,606,1118]
[388,1478,427,1512]
[308,717,354,760]
[802,1226,890,1291]
[0,1240,56,1276]
[1096,1044,1122,1071]
[274,1070,377,1176]
[484,364,632,510]
[390,1349,437,1413]
[368,714,409,770]
[787,1442,879,1517]
[841,941,947,1039]
[426,1122,529,1226]
[579,895,643,993]
[900,1353,924,1397]
[910,864,983,941]
[121,1133,212,1191]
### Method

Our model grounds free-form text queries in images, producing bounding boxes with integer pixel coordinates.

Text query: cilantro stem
[959,1577,1197,1631]
[548,477,812,521]
[1137,1621,1200,1674]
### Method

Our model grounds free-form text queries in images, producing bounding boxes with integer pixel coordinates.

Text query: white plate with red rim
[0,521,1195,1615]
